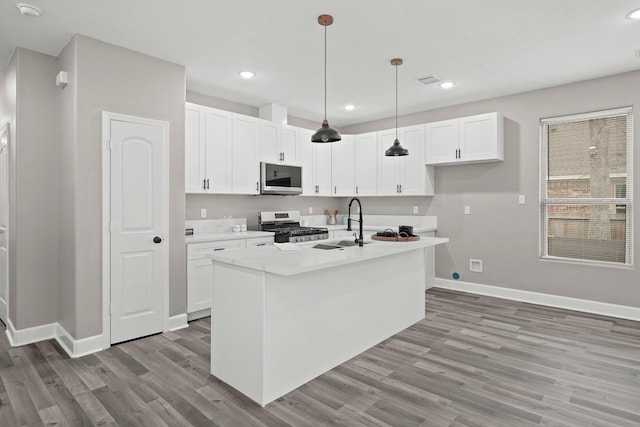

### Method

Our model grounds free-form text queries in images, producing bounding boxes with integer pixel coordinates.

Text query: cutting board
[371,234,420,242]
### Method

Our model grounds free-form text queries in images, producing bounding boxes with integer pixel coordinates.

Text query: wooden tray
[371,234,420,242]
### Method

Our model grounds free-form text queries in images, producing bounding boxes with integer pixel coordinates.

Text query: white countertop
[185,230,273,244]
[207,236,448,276]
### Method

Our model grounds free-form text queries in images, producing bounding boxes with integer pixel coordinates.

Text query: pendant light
[312,14,341,143]
[385,58,409,156]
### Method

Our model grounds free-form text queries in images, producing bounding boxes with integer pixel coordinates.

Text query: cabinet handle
[207,179,210,189]
[334,186,337,194]
[356,186,359,194]
[459,148,461,159]
[399,184,402,193]
[256,243,267,246]
[256,182,259,191]
[214,248,225,251]
[203,179,206,190]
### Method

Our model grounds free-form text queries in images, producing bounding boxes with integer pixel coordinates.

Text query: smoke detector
[16,2,41,17]
[417,75,441,86]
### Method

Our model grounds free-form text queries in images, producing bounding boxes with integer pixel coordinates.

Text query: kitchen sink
[335,240,372,247]
[313,244,343,250]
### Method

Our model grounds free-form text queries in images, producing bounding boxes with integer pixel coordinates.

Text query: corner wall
[342,71,640,309]
[61,35,186,339]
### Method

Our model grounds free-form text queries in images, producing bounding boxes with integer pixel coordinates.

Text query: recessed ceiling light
[627,8,640,19]
[343,104,357,111]
[439,81,456,89]
[239,71,255,79]
[16,2,41,17]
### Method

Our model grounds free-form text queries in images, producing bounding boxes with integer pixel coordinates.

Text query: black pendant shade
[385,139,409,156]
[312,119,342,143]
[313,14,341,143]
[385,58,408,156]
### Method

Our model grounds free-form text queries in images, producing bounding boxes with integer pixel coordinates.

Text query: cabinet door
[185,104,206,193]
[426,118,459,165]
[259,120,280,163]
[377,129,401,196]
[298,128,316,195]
[232,114,260,194]
[399,124,433,196]
[458,112,503,163]
[187,259,213,313]
[331,135,355,196]
[354,132,378,196]
[205,108,233,193]
[313,143,333,196]
[281,125,298,164]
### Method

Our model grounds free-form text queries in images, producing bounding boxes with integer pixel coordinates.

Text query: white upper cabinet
[354,132,378,196]
[377,125,434,196]
[185,103,206,193]
[259,121,298,164]
[298,128,315,195]
[232,114,260,194]
[259,120,280,164]
[313,143,333,196]
[298,128,332,196]
[331,135,355,196]
[185,103,232,193]
[280,125,298,164]
[426,112,504,165]
[377,129,401,196]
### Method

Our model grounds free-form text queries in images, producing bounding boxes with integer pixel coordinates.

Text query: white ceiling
[2,0,640,127]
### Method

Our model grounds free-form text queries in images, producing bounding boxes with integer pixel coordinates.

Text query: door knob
[153,236,162,244]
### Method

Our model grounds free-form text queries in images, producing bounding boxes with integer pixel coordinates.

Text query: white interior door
[107,115,168,344]
[0,123,9,325]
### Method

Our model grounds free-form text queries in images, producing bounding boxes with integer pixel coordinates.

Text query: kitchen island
[207,236,448,406]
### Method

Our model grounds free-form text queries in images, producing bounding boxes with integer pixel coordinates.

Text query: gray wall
[343,71,640,309]
[0,49,59,329]
[59,35,186,338]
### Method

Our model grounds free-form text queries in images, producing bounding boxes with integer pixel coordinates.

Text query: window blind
[540,107,633,265]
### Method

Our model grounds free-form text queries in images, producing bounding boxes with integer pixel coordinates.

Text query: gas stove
[258,211,329,243]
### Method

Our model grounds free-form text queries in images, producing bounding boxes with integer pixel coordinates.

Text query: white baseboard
[168,313,188,331]
[5,318,57,347]
[434,278,640,321]
[55,324,106,358]
[187,309,210,322]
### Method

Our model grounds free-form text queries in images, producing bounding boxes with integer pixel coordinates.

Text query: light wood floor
[1,288,639,426]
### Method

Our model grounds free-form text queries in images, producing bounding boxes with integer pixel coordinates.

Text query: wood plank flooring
[1,288,639,426]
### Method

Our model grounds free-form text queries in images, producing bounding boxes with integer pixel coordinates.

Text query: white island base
[210,245,431,406]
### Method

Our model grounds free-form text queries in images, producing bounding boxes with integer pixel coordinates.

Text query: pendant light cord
[324,24,327,121]
[395,63,398,141]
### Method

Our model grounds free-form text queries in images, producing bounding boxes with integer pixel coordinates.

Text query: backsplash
[185,218,247,235]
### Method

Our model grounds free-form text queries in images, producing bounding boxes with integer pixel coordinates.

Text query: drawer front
[246,236,274,248]
[187,239,246,260]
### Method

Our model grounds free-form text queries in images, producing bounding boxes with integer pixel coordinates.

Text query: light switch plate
[518,194,526,205]
[464,206,470,215]
[200,208,207,218]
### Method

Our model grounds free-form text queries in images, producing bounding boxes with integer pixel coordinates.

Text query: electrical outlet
[413,206,419,214]
[470,259,483,272]
[308,207,313,214]
[518,194,526,205]
[200,208,207,218]
[464,205,471,215]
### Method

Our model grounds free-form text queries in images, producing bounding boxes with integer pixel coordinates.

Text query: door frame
[0,122,9,325]
[101,111,170,348]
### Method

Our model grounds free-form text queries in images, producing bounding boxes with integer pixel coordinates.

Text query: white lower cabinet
[187,239,246,318]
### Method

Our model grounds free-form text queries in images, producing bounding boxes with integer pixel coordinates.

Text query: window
[540,107,633,265]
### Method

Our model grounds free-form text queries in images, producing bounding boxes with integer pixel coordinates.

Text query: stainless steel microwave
[260,162,303,195]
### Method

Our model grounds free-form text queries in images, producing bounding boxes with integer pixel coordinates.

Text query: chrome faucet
[346,197,364,247]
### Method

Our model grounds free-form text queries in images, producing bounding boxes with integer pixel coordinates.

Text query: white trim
[541,106,632,124]
[434,278,640,321]
[187,308,210,322]
[5,318,56,346]
[102,112,171,349]
[168,313,189,331]
[55,324,106,358]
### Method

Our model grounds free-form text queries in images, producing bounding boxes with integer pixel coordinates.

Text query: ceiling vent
[417,75,440,85]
